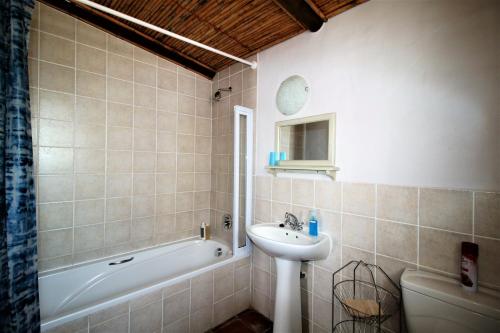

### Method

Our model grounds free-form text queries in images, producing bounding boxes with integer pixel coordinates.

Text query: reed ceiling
[42,0,367,77]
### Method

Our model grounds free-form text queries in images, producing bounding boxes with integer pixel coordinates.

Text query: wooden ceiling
[41,0,367,78]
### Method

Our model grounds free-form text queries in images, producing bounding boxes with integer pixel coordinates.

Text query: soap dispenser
[308,209,319,237]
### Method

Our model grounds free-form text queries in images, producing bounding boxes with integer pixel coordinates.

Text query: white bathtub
[39,239,237,331]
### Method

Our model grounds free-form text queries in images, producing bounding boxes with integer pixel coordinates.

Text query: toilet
[401,269,500,333]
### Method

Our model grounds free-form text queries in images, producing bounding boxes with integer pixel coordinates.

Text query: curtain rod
[71,0,258,69]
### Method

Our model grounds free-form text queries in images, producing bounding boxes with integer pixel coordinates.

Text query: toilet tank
[401,269,500,333]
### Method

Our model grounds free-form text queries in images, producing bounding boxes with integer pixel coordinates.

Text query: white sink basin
[247,223,332,333]
[246,223,330,261]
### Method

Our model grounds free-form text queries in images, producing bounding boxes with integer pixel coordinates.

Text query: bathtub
[39,239,240,331]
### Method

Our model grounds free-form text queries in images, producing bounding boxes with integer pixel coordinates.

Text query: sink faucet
[284,212,304,231]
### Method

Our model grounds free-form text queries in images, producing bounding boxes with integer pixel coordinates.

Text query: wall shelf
[265,165,339,179]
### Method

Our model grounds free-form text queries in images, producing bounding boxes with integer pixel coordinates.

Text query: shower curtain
[0,0,40,332]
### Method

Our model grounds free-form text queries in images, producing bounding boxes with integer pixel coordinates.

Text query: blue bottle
[308,209,318,237]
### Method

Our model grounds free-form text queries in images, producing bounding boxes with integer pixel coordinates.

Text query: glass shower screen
[233,106,253,254]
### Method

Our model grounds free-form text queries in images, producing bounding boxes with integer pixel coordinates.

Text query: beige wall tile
[108,35,133,58]
[75,123,105,148]
[342,214,374,251]
[157,111,177,132]
[133,151,156,173]
[108,53,133,81]
[377,185,417,224]
[272,177,291,203]
[75,149,105,174]
[376,220,417,263]
[157,153,176,172]
[176,192,193,212]
[108,102,133,127]
[108,78,133,104]
[196,117,211,136]
[76,96,106,124]
[255,199,271,223]
[313,266,333,302]
[131,217,154,241]
[39,228,73,258]
[76,21,106,50]
[312,295,332,331]
[179,95,195,115]
[343,183,375,216]
[157,194,175,215]
[419,227,471,274]
[39,62,74,93]
[76,44,106,74]
[190,306,213,333]
[40,4,75,39]
[75,199,104,226]
[292,179,314,207]
[234,265,251,292]
[214,264,234,302]
[158,69,177,91]
[158,58,176,72]
[213,295,236,326]
[255,176,271,200]
[476,237,500,288]
[196,99,211,118]
[107,126,132,150]
[196,79,211,100]
[163,289,189,325]
[74,224,104,253]
[132,196,155,218]
[134,61,156,87]
[107,150,132,173]
[40,33,75,67]
[130,300,162,333]
[106,174,132,198]
[106,197,132,222]
[178,75,195,96]
[177,173,194,192]
[38,175,73,203]
[175,212,193,232]
[157,131,177,153]
[375,255,416,289]
[420,188,472,233]
[134,47,156,65]
[195,136,211,154]
[474,192,500,239]
[157,89,177,112]
[134,84,155,108]
[76,70,106,99]
[75,174,104,200]
[133,173,155,196]
[134,107,155,129]
[134,128,156,151]
[243,68,257,90]
[314,180,341,212]
[177,134,194,153]
[178,114,195,134]
[39,119,73,147]
[38,202,73,231]
[38,147,73,174]
[29,58,38,88]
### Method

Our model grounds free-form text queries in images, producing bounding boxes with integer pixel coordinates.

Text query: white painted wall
[255,0,500,191]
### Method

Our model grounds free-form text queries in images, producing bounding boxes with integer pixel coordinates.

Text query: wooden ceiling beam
[39,0,216,78]
[272,0,325,32]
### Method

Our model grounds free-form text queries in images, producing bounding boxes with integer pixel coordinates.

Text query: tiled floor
[208,309,273,333]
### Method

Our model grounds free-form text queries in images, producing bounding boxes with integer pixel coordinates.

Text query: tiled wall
[211,63,257,245]
[29,3,214,272]
[46,257,251,333]
[251,176,500,332]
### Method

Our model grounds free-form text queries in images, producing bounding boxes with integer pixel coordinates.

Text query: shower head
[213,87,232,101]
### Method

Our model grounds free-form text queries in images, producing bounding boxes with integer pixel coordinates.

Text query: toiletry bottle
[205,224,211,240]
[308,209,318,237]
[200,222,207,240]
[461,242,478,292]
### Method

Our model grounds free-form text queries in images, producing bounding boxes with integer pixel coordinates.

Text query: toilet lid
[401,269,500,321]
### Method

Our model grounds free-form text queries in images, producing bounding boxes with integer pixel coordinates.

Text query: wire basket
[334,320,391,333]
[332,261,401,332]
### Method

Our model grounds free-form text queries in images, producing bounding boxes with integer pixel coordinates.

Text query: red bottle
[460,242,478,292]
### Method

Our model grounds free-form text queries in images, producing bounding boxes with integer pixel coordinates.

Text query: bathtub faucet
[284,212,303,231]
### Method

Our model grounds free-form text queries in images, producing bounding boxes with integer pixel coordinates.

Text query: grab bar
[108,257,134,265]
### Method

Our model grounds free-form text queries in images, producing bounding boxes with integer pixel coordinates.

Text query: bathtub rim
[40,239,250,332]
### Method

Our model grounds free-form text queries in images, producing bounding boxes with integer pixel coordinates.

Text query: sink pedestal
[273,258,302,333]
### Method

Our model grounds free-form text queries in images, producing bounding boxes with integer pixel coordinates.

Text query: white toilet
[401,269,500,333]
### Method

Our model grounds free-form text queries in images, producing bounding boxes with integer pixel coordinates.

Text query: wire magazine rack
[332,260,402,332]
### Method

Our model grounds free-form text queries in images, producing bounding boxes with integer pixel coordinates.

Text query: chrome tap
[284,212,304,231]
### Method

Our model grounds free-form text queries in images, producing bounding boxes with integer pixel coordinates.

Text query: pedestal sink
[246,223,331,333]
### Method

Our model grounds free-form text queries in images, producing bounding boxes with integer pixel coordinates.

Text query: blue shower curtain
[0,0,40,332]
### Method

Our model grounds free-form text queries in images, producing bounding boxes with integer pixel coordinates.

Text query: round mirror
[276,75,309,116]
